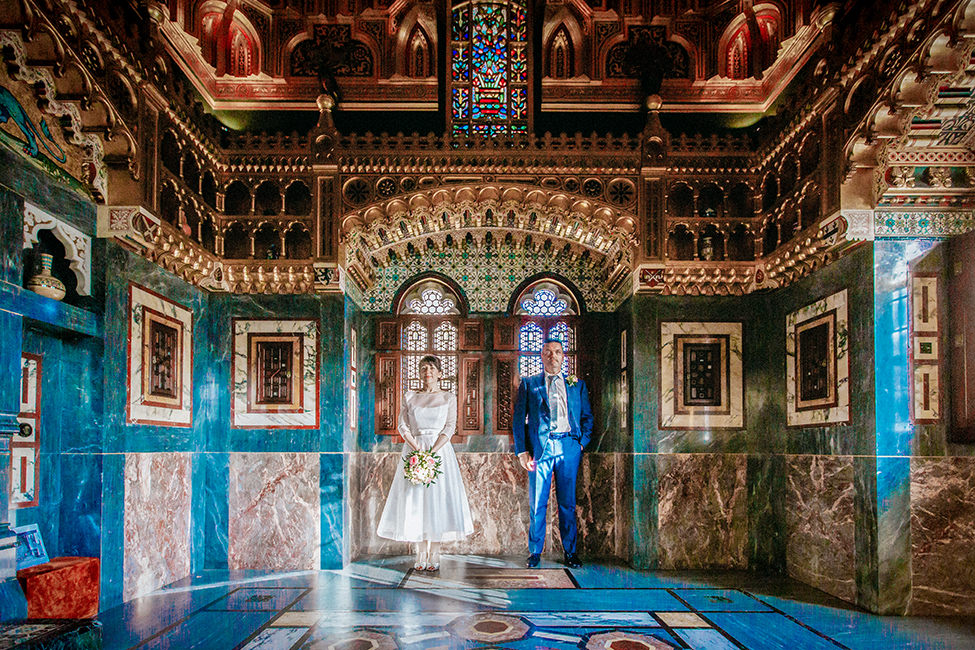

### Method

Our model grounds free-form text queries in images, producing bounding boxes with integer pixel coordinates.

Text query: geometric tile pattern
[354,247,632,313]
[92,558,974,650]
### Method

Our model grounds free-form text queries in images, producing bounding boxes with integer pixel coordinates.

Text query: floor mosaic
[93,557,975,650]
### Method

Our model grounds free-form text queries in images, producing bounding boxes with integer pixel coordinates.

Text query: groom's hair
[542,336,564,348]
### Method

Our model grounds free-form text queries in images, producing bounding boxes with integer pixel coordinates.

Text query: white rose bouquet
[404,449,443,487]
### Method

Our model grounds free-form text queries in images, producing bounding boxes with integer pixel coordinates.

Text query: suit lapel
[538,374,550,418]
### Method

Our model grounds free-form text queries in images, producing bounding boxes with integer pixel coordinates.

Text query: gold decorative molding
[341,184,637,292]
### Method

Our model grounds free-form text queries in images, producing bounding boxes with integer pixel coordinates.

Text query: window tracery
[514,281,578,378]
[450,0,529,136]
[398,280,462,393]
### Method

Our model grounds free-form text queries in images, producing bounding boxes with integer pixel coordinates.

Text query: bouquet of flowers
[404,449,443,487]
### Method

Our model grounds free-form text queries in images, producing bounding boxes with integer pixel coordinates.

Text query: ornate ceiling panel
[153,0,836,113]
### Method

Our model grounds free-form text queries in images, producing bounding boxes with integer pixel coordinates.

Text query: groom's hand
[517,452,536,472]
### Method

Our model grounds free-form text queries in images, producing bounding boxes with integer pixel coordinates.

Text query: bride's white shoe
[425,548,440,571]
[413,547,427,571]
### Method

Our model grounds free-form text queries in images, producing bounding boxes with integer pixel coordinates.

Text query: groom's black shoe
[526,553,541,568]
[563,553,582,568]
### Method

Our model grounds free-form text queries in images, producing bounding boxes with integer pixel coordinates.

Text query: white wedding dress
[376,391,474,542]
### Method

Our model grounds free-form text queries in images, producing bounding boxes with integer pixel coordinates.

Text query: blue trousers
[528,436,582,555]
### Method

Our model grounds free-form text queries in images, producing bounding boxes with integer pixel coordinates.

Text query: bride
[376,355,474,570]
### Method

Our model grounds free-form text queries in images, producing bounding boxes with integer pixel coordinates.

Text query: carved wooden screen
[495,281,581,436]
[374,317,485,439]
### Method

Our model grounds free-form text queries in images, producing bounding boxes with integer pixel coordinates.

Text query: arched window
[398,280,461,393]
[513,280,578,378]
[375,278,485,440]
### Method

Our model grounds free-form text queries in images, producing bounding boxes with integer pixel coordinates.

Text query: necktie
[547,374,559,424]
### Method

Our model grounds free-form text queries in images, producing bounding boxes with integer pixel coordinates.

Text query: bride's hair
[418,355,442,372]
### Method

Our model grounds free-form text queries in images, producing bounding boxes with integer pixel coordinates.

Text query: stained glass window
[400,281,461,316]
[514,281,578,378]
[520,288,568,316]
[450,0,529,136]
[398,281,461,394]
[514,282,577,317]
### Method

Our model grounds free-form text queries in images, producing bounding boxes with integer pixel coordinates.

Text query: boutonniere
[565,374,578,387]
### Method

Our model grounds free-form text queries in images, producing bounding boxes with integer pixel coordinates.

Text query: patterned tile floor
[96,557,975,650]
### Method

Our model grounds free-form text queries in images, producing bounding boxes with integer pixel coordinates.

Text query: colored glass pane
[450,0,528,135]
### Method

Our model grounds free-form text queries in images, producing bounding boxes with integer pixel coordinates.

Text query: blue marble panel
[352,303,377,453]
[57,452,102,557]
[631,453,657,569]
[630,296,659,455]
[0,576,27,622]
[101,243,205,455]
[854,455,879,612]
[0,282,101,337]
[705,612,840,650]
[202,453,229,570]
[99,453,126,609]
[138,611,276,650]
[672,589,772,612]
[520,611,661,626]
[318,294,346,453]
[190,451,207,572]
[320,452,344,569]
[0,148,97,236]
[204,293,335,453]
[240,627,308,650]
[0,311,24,421]
[204,587,308,611]
[676,628,741,650]
[875,454,911,614]
[873,240,937,458]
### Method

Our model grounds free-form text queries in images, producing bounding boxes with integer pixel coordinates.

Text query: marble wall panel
[656,454,748,569]
[577,453,630,559]
[126,284,193,428]
[230,319,318,429]
[909,457,975,615]
[228,453,320,571]
[351,452,627,559]
[202,452,229,570]
[320,453,344,569]
[785,455,856,604]
[747,454,786,572]
[123,453,191,601]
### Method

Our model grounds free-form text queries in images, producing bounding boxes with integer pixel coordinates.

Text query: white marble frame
[14,353,41,507]
[786,289,849,426]
[127,284,193,427]
[660,322,743,429]
[232,319,319,429]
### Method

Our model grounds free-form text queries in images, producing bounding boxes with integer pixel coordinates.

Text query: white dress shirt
[545,373,571,433]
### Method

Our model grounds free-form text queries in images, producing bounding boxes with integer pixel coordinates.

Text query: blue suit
[512,372,593,555]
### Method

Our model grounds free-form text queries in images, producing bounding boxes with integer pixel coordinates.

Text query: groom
[512,337,593,569]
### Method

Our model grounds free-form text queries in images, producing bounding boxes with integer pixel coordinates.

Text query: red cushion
[17,556,100,619]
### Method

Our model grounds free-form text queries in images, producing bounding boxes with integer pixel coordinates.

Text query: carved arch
[227,10,262,76]
[395,7,437,78]
[717,4,783,79]
[542,8,585,79]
